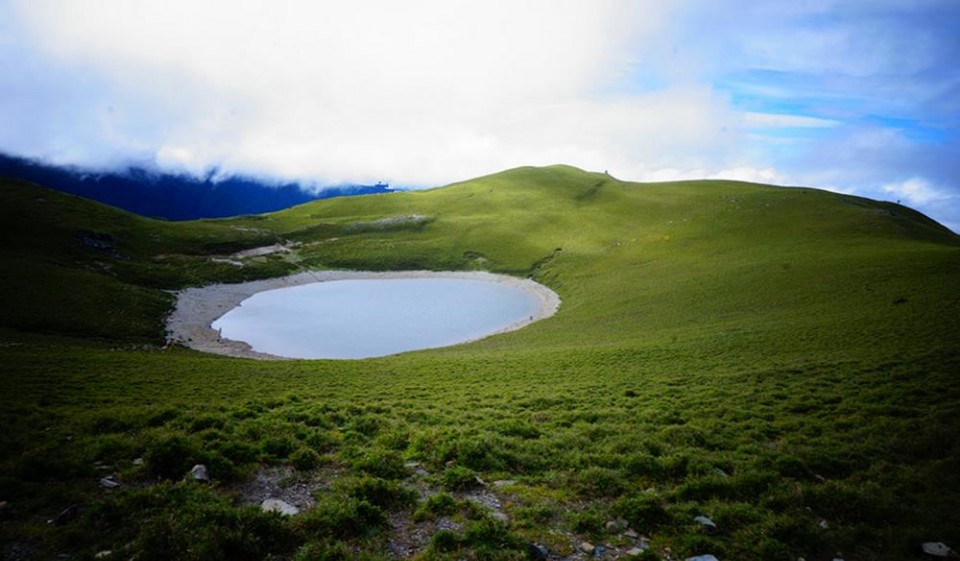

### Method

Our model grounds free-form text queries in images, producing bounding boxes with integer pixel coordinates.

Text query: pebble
[606,518,629,534]
[922,542,954,557]
[580,541,596,555]
[132,458,144,466]
[94,551,112,559]
[190,464,210,482]
[624,529,639,539]
[99,476,121,489]
[260,499,299,516]
[627,547,646,557]
[527,543,549,560]
[694,515,718,534]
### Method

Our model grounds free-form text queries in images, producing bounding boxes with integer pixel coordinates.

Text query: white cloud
[10,0,737,185]
[743,113,839,129]
[881,177,952,206]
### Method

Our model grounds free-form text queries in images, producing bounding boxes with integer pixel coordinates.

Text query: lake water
[211,278,543,359]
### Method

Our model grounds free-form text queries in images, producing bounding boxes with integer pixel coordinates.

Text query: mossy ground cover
[1,166,959,560]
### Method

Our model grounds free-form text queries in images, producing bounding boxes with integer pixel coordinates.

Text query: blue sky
[2,0,959,230]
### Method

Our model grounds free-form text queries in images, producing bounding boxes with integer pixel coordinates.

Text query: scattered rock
[261,499,299,516]
[132,458,144,466]
[595,545,607,557]
[190,464,210,482]
[99,476,121,489]
[922,542,954,557]
[624,529,639,539]
[527,543,549,561]
[686,556,719,561]
[94,550,112,558]
[606,518,629,534]
[694,515,718,534]
[818,519,829,530]
[627,547,647,557]
[580,542,596,555]
[48,505,79,525]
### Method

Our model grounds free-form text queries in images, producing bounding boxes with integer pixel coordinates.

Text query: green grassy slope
[1,167,959,561]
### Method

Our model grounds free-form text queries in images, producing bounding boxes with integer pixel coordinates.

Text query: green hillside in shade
[1,166,959,561]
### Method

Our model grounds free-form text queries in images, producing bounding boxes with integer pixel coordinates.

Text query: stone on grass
[579,541,596,555]
[99,476,121,489]
[493,480,516,488]
[606,517,629,534]
[94,550,112,559]
[627,547,647,557]
[261,498,299,516]
[695,515,718,534]
[624,528,639,539]
[190,464,210,482]
[922,542,954,557]
[527,543,548,561]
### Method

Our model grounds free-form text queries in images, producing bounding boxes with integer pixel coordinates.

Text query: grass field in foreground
[1,165,959,561]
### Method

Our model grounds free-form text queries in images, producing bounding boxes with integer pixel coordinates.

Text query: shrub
[414,492,458,521]
[614,495,672,532]
[145,434,201,480]
[291,447,322,471]
[352,448,408,479]
[441,465,479,491]
[343,476,416,510]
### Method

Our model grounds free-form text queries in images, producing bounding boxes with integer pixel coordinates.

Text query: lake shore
[165,270,561,360]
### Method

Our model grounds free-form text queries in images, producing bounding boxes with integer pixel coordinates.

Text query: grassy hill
[1,166,958,560]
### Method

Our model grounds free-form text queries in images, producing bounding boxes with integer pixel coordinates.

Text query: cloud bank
[2,0,959,229]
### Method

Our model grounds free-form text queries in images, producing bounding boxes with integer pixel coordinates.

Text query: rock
[99,476,121,489]
[48,505,79,525]
[713,467,729,478]
[491,511,510,523]
[624,529,639,539]
[686,556,719,561]
[922,542,954,557]
[95,551,112,559]
[403,461,420,470]
[595,545,607,557]
[818,518,829,530]
[474,475,488,487]
[627,547,647,557]
[190,464,210,482]
[527,543,549,561]
[260,499,299,516]
[493,480,516,488]
[606,518,629,534]
[579,542,596,555]
[132,457,144,466]
[694,515,718,534]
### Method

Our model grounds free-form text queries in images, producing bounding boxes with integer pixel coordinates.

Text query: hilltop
[1,166,959,560]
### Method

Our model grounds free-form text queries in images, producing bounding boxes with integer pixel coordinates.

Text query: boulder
[261,498,299,516]
[606,518,629,534]
[694,515,718,534]
[922,542,954,557]
[190,464,210,482]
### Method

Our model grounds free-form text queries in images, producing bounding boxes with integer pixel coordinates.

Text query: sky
[2,0,959,230]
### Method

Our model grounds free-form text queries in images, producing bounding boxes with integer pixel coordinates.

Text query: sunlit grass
[1,166,958,560]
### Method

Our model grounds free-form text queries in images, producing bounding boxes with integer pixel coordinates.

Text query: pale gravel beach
[166,270,561,360]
